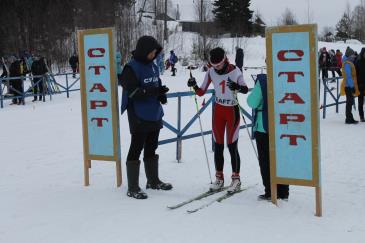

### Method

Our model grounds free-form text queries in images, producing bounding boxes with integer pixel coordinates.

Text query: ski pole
[238,103,259,160]
[228,77,258,160]
[190,69,213,184]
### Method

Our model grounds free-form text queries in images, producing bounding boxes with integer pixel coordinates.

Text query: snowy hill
[0,36,364,243]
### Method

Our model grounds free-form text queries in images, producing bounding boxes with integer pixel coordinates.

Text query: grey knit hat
[345,46,355,57]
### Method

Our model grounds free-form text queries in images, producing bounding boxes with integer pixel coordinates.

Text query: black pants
[358,87,365,119]
[171,64,176,76]
[33,77,44,100]
[255,131,289,197]
[10,79,24,104]
[345,87,355,121]
[71,66,77,77]
[331,68,342,78]
[214,141,240,174]
[320,68,328,80]
[127,130,160,161]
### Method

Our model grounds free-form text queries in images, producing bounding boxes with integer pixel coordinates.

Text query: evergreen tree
[212,0,253,35]
[335,13,353,40]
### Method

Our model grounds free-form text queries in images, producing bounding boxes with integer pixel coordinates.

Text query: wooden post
[271,183,277,205]
[315,186,322,217]
[116,159,122,187]
[84,159,90,186]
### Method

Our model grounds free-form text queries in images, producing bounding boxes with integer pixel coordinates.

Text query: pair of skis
[167,185,254,214]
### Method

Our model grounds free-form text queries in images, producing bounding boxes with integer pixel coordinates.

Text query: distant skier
[69,53,78,78]
[235,47,244,71]
[120,36,172,200]
[187,47,248,193]
[169,50,178,76]
[247,74,289,201]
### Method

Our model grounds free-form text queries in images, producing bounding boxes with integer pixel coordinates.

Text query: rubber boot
[126,160,147,199]
[144,155,172,190]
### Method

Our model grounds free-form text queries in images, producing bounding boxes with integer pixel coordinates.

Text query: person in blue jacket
[120,36,172,199]
[247,74,289,201]
[169,50,177,76]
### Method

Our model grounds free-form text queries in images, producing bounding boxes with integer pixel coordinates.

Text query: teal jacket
[116,52,122,75]
[247,81,266,133]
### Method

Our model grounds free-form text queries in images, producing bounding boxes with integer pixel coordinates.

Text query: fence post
[322,79,327,119]
[176,96,182,162]
[336,77,339,113]
[66,73,70,98]
[0,80,3,108]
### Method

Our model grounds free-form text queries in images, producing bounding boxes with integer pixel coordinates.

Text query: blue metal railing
[0,72,80,108]
[321,76,346,119]
[160,89,253,162]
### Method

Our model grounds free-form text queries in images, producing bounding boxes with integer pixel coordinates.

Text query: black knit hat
[209,47,225,64]
[133,36,162,63]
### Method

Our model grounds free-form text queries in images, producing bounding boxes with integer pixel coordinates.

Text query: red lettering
[87,48,105,58]
[278,72,304,83]
[91,118,109,127]
[280,134,306,146]
[280,114,305,125]
[90,100,107,109]
[88,66,106,75]
[277,50,304,62]
[89,83,107,93]
[279,93,305,104]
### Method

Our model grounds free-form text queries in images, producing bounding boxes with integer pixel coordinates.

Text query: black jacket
[31,59,47,76]
[235,48,244,69]
[69,55,78,68]
[319,52,330,68]
[355,48,365,89]
[120,36,166,133]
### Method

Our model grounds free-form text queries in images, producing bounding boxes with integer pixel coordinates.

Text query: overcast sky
[172,0,362,32]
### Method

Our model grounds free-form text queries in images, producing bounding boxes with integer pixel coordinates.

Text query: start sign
[78,28,121,187]
[266,24,321,216]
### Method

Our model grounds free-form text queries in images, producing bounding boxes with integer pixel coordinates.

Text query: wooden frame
[78,27,122,187]
[266,24,322,216]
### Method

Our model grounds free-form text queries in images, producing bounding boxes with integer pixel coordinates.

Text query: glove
[187,77,197,87]
[159,85,169,95]
[227,78,248,94]
[158,94,167,104]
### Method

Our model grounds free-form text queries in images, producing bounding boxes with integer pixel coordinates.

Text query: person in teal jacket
[116,51,123,85]
[247,74,289,201]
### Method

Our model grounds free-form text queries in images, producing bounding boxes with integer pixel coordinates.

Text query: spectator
[69,53,79,78]
[335,49,343,77]
[247,74,289,200]
[31,56,48,102]
[355,47,365,122]
[116,51,123,86]
[341,47,360,124]
[329,49,341,78]
[319,47,330,81]
[9,56,25,105]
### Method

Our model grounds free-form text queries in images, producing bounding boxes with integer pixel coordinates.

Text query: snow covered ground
[1,37,365,243]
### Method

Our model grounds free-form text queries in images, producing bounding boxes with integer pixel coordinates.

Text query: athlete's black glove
[187,77,197,87]
[227,78,248,94]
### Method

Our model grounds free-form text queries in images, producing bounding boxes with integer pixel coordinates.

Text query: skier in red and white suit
[187,47,248,193]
